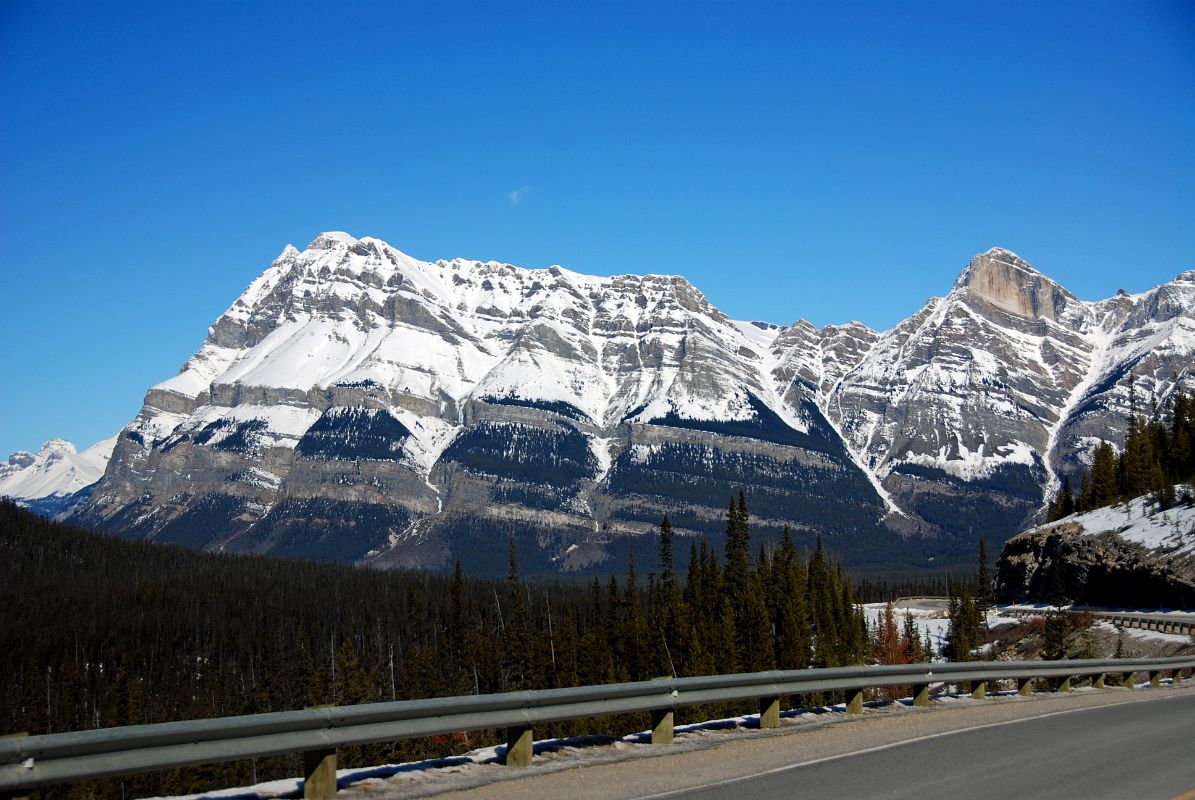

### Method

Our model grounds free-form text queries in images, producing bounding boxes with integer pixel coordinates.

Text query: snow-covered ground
[861,602,951,656]
[1091,620,1193,646]
[1029,487,1195,558]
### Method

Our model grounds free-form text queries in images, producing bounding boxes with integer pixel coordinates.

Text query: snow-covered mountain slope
[68,235,1195,574]
[1,437,116,516]
[819,249,1195,538]
[1052,488,1195,558]
[75,233,886,573]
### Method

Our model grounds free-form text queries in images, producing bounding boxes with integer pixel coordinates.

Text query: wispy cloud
[507,186,531,206]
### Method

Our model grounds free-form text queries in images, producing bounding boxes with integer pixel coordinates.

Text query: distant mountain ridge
[0,437,116,517]
[8,235,1192,575]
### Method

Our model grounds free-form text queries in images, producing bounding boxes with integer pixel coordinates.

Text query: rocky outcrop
[996,524,1195,608]
[996,492,1195,609]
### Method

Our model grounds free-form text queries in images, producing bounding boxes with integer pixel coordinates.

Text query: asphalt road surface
[387,684,1195,800]
[649,690,1195,800]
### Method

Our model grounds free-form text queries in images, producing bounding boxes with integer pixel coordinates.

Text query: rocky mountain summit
[14,234,1192,574]
[828,250,1195,541]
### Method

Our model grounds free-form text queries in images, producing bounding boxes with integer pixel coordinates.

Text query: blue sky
[1,0,1193,456]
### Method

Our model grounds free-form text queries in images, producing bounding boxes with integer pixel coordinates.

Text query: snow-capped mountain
[65,235,1195,574]
[1,437,117,517]
[821,249,1195,539]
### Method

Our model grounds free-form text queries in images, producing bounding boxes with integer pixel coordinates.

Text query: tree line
[1047,390,1195,521]
[2,493,983,798]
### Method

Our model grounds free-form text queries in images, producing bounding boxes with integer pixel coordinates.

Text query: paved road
[655,691,1195,800]
[892,597,949,613]
[378,684,1195,800]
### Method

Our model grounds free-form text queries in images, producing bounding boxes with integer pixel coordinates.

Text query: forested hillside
[1047,391,1195,520]
[1,496,910,798]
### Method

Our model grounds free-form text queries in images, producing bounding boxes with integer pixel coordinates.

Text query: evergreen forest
[0,495,977,798]
[1046,391,1195,521]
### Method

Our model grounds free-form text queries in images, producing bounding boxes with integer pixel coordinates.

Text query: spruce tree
[1090,441,1119,508]
[975,537,992,616]
[500,538,532,690]
[1059,474,1075,517]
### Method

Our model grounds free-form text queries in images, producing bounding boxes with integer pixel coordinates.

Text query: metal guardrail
[999,607,1195,636]
[2,655,1194,797]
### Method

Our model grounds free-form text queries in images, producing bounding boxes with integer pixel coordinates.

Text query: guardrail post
[846,688,864,714]
[0,732,29,800]
[505,725,533,766]
[759,696,780,729]
[302,704,337,799]
[971,681,986,700]
[1094,673,1106,689]
[651,709,674,744]
[1057,677,1072,693]
[1176,668,1188,684]
[1121,671,1134,688]
[1017,677,1033,696]
[912,684,930,707]
[1149,671,1161,688]
[302,748,337,799]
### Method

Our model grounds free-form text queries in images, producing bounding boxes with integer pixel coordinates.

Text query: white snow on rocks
[1029,486,1195,559]
[0,436,116,502]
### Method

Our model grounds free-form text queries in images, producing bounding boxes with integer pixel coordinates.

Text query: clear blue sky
[1,0,1193,456]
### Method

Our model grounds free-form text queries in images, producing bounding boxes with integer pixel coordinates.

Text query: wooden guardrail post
[303,748,337,799]
[971,680,987,699]
[0,733,29,800]
[302,705,337,799]
[912,684,930,707]
[504,725,533,766]
[758,696,780,729]
[1017,677,1033,695]
[651,709,674,744]
[846,688,864,714]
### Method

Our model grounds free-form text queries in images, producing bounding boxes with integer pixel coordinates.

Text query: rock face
[73,233,886,573]
[995,493,1195,608]
[59,235,1195,574]
[826,250,1195,540]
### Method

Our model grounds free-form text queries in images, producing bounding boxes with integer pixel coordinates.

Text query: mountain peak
[954,247,1074,321]
[307,231,358,250]
[39,438,77,457]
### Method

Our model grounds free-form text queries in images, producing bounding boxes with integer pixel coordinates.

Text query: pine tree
[944,583,980,662]
[500,538,532,690]
[808,537,839,667]
[1090,441,1119,508]
[975,537,992,616]
[1059,474,1075,517]
[874,602,902,665]
[773,527,811,670]
[743,556,775,672]
[901,612,924,663]
[1041,610,1070,661]
[724,493,752,667]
